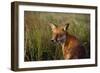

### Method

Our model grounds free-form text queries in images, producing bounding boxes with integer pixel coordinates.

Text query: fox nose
[51,39,54,42]
[51,39,56,42]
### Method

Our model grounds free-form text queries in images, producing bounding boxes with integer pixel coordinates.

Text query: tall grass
[24,11,90,61]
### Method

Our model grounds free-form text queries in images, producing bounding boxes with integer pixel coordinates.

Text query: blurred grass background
[24,11,90,61]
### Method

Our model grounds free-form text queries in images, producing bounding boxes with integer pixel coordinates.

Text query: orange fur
[50,23,86,59]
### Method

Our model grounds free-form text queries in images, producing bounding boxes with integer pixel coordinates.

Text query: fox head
[49,23,69,43]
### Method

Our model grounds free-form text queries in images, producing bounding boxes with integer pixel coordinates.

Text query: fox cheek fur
[57,34,67,43]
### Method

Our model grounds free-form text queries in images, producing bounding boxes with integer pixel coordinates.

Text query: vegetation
[24,11,90,61]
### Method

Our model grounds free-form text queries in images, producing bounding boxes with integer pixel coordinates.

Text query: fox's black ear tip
[64,23,70,30]
[65,23,70,25]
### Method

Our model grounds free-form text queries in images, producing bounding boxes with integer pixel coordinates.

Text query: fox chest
[62,47,72,59]
[62,43,78,59]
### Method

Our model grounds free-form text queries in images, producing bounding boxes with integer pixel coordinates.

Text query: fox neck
[59,32,68,46]
[60,33,70,59]
[61,34,68,50]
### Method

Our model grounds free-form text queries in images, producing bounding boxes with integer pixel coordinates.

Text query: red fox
[49,23,86,59]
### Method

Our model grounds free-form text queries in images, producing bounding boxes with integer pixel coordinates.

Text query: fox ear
[49,23,56,30]
[63,23,69,31]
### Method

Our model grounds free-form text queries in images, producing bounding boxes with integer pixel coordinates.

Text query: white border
[18,5,96,68]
